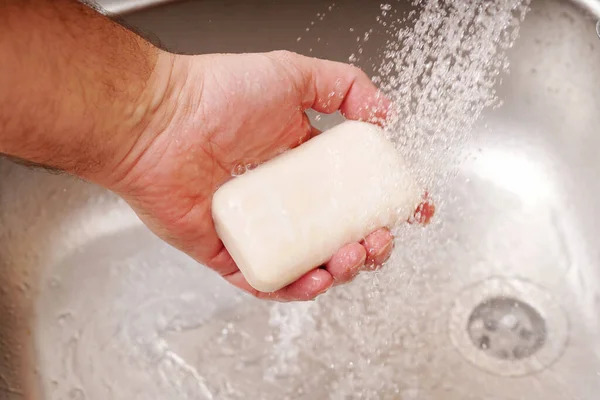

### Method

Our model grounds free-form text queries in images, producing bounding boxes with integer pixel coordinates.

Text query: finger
[289,53,391,125]
[362,228,394,270]
[274,268,333,301]
[206,245,239,276]
[325,242,366,285]
[225,268,333,302]
[409,192,436,225]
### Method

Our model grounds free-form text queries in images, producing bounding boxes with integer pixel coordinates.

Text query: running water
[376,0,530,190]
[260,1,531,399]
[174,1,532,398]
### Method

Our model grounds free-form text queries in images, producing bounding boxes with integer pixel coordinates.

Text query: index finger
[272,52,391,125]
[304,57,391,124]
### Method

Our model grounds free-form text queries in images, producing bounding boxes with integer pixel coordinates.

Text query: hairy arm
[0,0,397,301]
[0,0,168,183]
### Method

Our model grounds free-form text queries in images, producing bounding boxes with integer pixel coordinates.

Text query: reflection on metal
[571,0,600,18]
[2,0,600,398]
[467,296,547,361]
[94,0,178,14]
[469,147,556,206]
[449,278,569,377]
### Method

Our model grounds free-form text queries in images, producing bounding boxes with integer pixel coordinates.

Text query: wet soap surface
[212,121,420,292]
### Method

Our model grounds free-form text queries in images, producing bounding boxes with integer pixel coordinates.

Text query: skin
[0,0,395,302]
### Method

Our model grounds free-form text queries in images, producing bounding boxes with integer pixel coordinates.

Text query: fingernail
[367,240,394,269]
[378,238,395,257]
[410,199,435,225]
[333,253,367,286]
[313,278,332,296]
[353,253,367,270]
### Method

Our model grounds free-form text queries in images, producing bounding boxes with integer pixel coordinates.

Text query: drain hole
[478,335,490,350]
[467,297,546,361]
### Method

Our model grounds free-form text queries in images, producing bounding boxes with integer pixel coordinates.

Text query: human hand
[103,51,396,301]
[0,1,396,302]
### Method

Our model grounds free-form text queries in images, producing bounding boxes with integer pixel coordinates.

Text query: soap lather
[211,120,429,293]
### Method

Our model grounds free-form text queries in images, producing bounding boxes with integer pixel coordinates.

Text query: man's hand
[0,0,394,301]
[108,51,395,301]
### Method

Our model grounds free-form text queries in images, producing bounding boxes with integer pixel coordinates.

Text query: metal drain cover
[449,277,569,377]
[467,296,546,361]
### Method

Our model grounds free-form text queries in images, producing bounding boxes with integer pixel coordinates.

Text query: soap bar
[212,120,421,293]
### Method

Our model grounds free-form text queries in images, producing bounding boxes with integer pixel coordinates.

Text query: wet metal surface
[2,0,600,398]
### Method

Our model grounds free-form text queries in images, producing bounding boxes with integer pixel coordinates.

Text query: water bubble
[231,163,247,176]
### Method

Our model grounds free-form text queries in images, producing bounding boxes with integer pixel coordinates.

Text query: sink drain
[449,277,568,377]
[467,297,546,361]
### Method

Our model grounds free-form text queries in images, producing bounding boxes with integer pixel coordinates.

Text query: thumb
[269,51,391,125]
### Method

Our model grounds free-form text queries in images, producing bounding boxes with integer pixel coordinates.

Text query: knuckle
[349,64,367,78]
[268,49,299,62]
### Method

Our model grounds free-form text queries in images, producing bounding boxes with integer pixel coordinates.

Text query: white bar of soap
[212,120,420,293]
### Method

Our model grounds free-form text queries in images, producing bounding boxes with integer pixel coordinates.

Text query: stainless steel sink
[3,0,600,398]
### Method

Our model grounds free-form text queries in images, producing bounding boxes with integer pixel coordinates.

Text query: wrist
[97,51,196,192]
[0,0,185,186]
[88,49,181,188]
[0,0,180,187]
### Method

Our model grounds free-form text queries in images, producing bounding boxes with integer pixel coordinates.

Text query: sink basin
[2,0,600,398]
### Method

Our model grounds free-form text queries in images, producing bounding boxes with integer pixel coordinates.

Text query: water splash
[259,0,532,398]
[377,0,530,191]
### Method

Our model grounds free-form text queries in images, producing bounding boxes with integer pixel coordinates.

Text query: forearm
[0,0,170,182]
